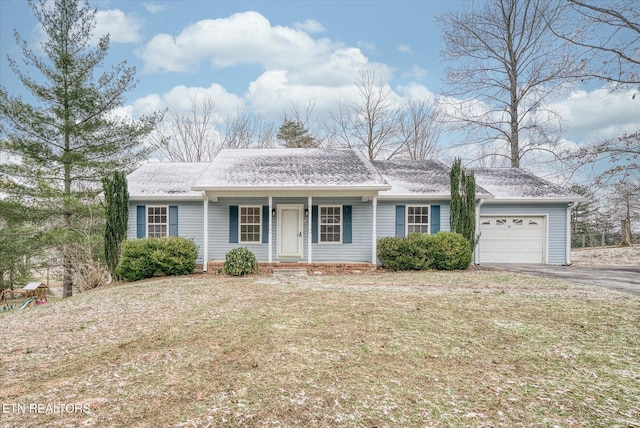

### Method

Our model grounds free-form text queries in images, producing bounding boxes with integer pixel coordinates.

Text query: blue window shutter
[262,205,269,243]
[343,205,352,244]
[229,206,239,243]
[311,205,318,244]
[395,205,405,237]
[169,206,178,236]
[137,206,146,238]
[431,205,440,234]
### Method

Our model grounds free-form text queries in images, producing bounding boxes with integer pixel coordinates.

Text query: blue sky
[1,0,639,178]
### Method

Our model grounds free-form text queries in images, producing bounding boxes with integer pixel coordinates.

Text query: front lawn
[1,271,638,427]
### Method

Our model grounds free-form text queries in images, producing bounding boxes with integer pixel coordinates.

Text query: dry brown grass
[572,244,640,267]
[1,271,639,427]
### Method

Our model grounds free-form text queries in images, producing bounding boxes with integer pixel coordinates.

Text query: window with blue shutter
[430,205,440,234]
[311,205,318,243]
[343,205,352,244]
[229,206,239,243]
[262,205,269,243]
[395,205,405,237]
[136,205,146,238]
[169,206,178,236]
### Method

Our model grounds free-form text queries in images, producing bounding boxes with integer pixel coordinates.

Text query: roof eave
[483,197,589,204]
[377,193,495,201]
[128,195,204,202]
[192,185,392,192]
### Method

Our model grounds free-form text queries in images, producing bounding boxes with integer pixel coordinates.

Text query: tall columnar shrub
[103,171,129,281]
[450,158,477,249]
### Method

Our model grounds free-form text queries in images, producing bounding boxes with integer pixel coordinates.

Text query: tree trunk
[620,219,632,246]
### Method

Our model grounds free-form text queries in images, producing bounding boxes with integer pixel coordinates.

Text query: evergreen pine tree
[0,0,161,297]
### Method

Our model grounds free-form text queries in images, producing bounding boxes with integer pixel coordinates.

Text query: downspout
[268,196,273,264]
[566,202,577,265]
[308,196,313,264]
[203,192,209,272]
[474,198,485,265]
[372,196,378,265]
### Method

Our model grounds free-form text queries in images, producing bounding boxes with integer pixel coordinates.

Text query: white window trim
[239,205,262,245]
[406,204,431,235]
[319,205,343,244]
[147,205,169,238]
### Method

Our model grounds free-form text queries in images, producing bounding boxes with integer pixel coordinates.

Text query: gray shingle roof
[471,168,584,200]
[126,149,585,202]
[373,159,491,198]
[127,162,209,199]
[192,148,390,189]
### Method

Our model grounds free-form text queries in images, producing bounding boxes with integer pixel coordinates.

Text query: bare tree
[398,99,444,160]
[149,94,219,162]
[555,1,639,189]
[555,0,639,88]
[327,70,403,160]
[221,109,275,150]
[438,0,586,167]
[609,178,640,245]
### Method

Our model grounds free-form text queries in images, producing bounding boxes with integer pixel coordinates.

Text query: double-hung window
[407,205,429,234]
[147,206,168,238]
[320,206,342,243]
[240,206,261,243]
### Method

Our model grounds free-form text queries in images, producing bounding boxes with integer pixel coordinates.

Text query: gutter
[474,198,485,265]
[566,202,577,265]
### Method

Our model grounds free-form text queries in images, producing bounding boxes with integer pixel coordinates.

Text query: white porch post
[308,196,312,264]
[268,196,273,263]
[372,196,377,264]
[203,195,209,272]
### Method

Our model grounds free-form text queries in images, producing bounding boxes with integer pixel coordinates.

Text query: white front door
[278,205,303,258]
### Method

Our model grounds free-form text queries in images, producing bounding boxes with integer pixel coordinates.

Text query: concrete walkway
[487,264,640,296]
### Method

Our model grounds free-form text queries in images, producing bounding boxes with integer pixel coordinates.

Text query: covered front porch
[200,192,380,272]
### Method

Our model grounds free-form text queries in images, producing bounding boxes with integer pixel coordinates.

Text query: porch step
[272,268,308,277]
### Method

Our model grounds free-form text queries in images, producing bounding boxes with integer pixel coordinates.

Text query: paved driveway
[487,264,640,296]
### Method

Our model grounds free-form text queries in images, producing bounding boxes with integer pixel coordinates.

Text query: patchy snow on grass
[572,245,640,266]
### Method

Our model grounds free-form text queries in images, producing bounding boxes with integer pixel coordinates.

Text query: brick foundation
[205,261,377,275]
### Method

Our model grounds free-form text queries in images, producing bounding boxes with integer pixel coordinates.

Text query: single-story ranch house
[126,148,586,272]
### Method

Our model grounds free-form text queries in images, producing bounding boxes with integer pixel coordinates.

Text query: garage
[478,216,546,263]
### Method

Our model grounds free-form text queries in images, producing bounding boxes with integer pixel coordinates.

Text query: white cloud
[397,44,415,55]
[550,87,640,142]
[143,2,167,14]
[401,65,428,81]
[93,9,142,44]
[294,19,326,33]
[128,84,244,122]
[138,11,340,74]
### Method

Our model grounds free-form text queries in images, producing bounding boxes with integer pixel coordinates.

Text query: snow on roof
[471,168,584,200]
[373,159,492,198]
[127,162,209,199]
[192,148,390,189]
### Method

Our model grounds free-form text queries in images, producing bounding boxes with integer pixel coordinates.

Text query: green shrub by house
[429,232,472,270]
[377,236,428,271]
[377,232,471,271]
[223,247,258,276]
[116,237,198,281]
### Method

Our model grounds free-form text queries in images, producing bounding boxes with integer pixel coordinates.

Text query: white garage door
[478,216,545,263]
